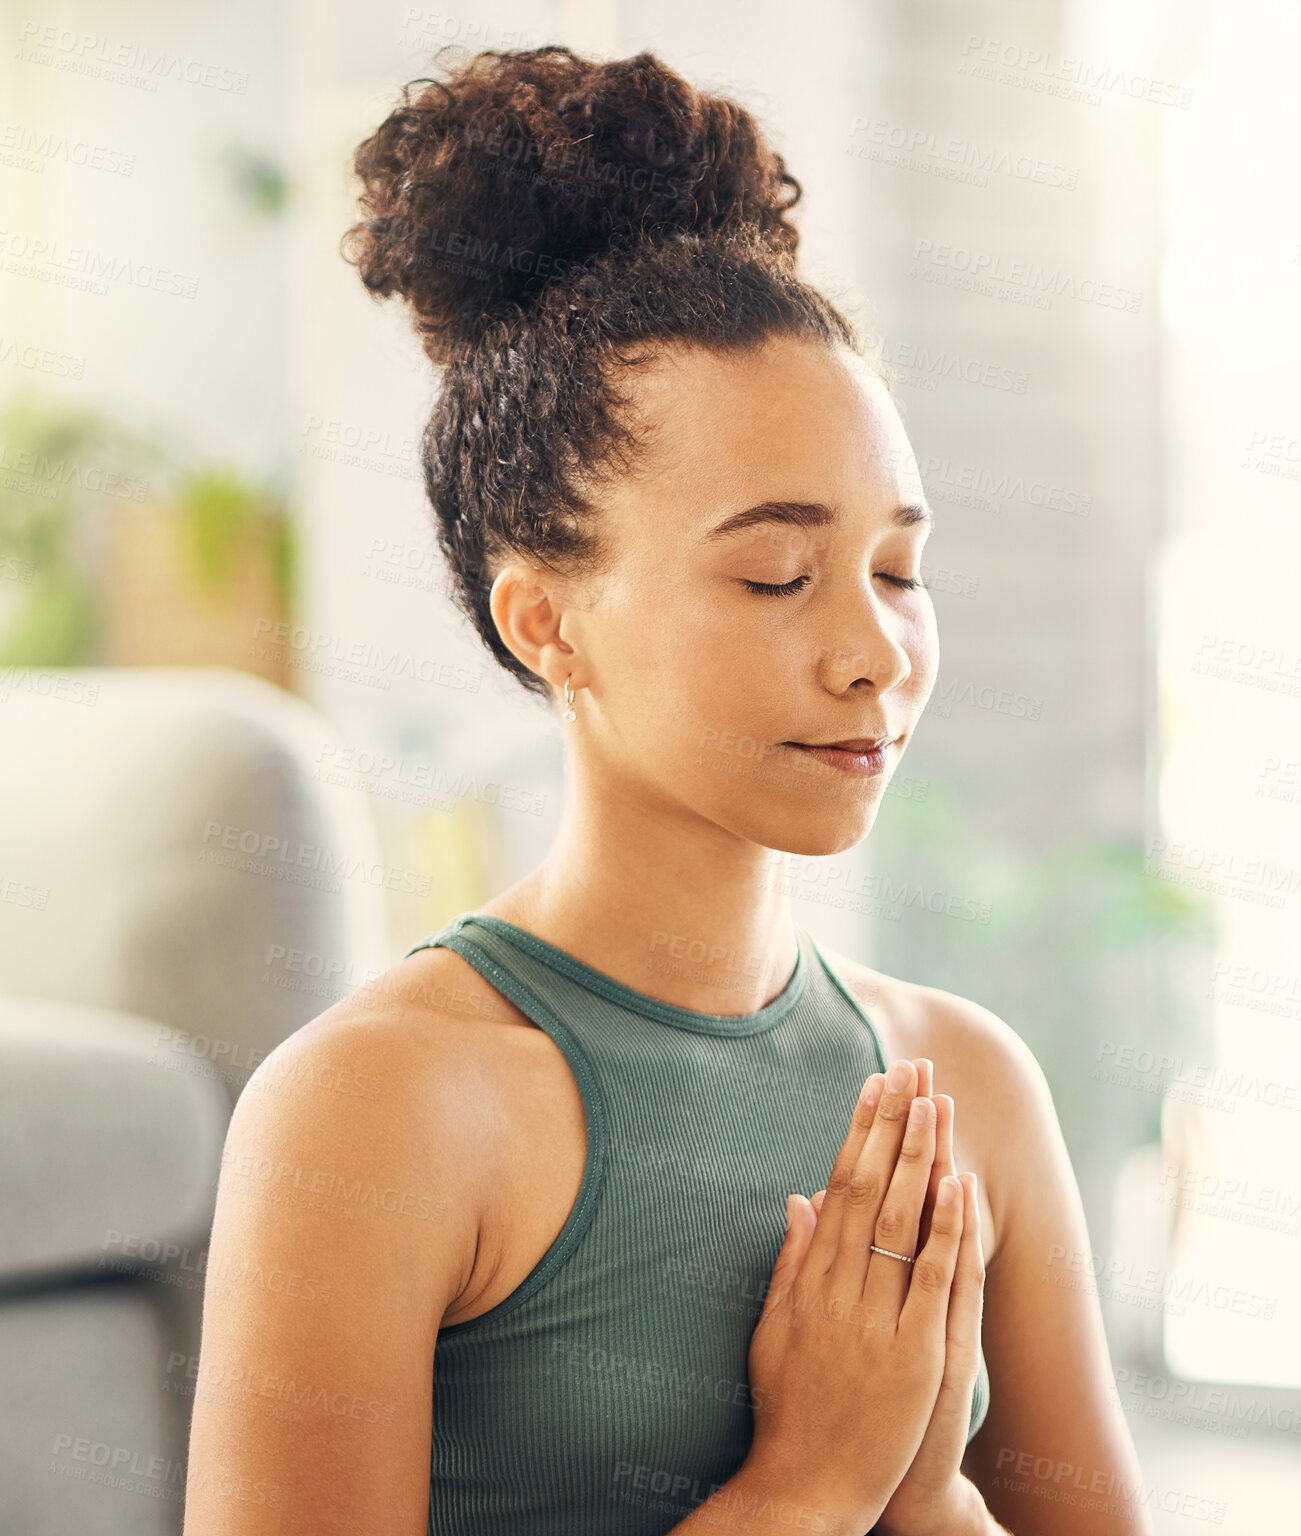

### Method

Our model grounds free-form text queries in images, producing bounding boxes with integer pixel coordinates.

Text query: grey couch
[0,667,392,1536]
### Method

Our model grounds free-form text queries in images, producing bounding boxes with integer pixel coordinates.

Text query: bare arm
[957,1006,1156,1536]
[181,1005,480,1535]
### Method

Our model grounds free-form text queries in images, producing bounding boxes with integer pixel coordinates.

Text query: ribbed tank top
[406,912,990,1535]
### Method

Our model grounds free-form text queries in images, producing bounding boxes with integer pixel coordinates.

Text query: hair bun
[342,45,803,361]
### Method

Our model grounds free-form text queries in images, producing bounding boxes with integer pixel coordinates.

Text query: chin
[728,800,883,860]
[771,817,879,859]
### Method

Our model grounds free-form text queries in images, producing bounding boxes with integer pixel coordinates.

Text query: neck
[481,759,802,1015]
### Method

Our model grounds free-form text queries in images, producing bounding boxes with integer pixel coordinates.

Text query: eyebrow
[700,498,934,544]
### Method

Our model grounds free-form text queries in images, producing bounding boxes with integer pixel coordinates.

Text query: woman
[182,45,1152,1536]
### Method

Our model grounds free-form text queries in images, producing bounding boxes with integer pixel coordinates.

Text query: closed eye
[740,573,925,596]
[741,575,811,596]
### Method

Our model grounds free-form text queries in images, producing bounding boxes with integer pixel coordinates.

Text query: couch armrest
[0,994,230,1286]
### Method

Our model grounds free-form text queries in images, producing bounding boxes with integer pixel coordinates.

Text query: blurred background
[0,0,1298,1531]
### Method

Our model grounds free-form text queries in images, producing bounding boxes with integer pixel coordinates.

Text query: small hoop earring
[562,677,576,723]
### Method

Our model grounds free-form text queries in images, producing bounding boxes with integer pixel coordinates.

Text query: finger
[945,1172,985,1370]
[807,1059,929,1228]
[917,1093,956,1252]
[807,1057,928,1235]
[899,1173,964,1337]
[818,1059,920,1297]
[801,1071,888,1274]
[757,1193,819,1325]
[914,1058,934,1098]
[856,1093,936,1320]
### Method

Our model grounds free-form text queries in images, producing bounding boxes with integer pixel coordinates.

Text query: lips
[785,735,893,752]
[780,736,896,778]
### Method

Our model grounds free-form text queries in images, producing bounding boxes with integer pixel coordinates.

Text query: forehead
[609,333,919,522]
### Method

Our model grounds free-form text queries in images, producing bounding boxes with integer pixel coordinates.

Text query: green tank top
[406,912,990,1535]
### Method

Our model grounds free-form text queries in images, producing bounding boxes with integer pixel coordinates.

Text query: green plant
[0,391,161,666]
[0,389,298,667]
[173,463,297,612]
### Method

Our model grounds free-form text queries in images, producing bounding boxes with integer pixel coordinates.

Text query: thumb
[760,1194,815,1322]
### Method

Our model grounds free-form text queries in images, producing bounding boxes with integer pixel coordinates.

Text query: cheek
[901,601,939,688]
[596,585,781,743]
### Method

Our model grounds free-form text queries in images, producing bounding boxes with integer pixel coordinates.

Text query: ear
[488,562,582,694]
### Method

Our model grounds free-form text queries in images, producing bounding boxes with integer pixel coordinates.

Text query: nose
[816,581,914,696]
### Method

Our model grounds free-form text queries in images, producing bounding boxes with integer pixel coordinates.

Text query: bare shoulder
[221,947,510,1293]
[186,943,548,1534]
[815,942,1044,1084]
[815,943,1059,1262]
[231,939,549,1220]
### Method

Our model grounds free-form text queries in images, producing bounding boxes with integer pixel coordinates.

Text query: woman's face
[508,332,939,859]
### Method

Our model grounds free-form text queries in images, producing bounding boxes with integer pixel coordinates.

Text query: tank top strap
[404,910,612,1165]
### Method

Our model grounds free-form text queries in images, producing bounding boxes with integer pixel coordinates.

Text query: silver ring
[870,1244,914,1264]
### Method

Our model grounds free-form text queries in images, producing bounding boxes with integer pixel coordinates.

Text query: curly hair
[341,44,864,700]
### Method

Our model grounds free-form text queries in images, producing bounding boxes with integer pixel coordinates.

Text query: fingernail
[939,1176,960,1205]
[885,1060,910,1092]
[907,1097,928,1129]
